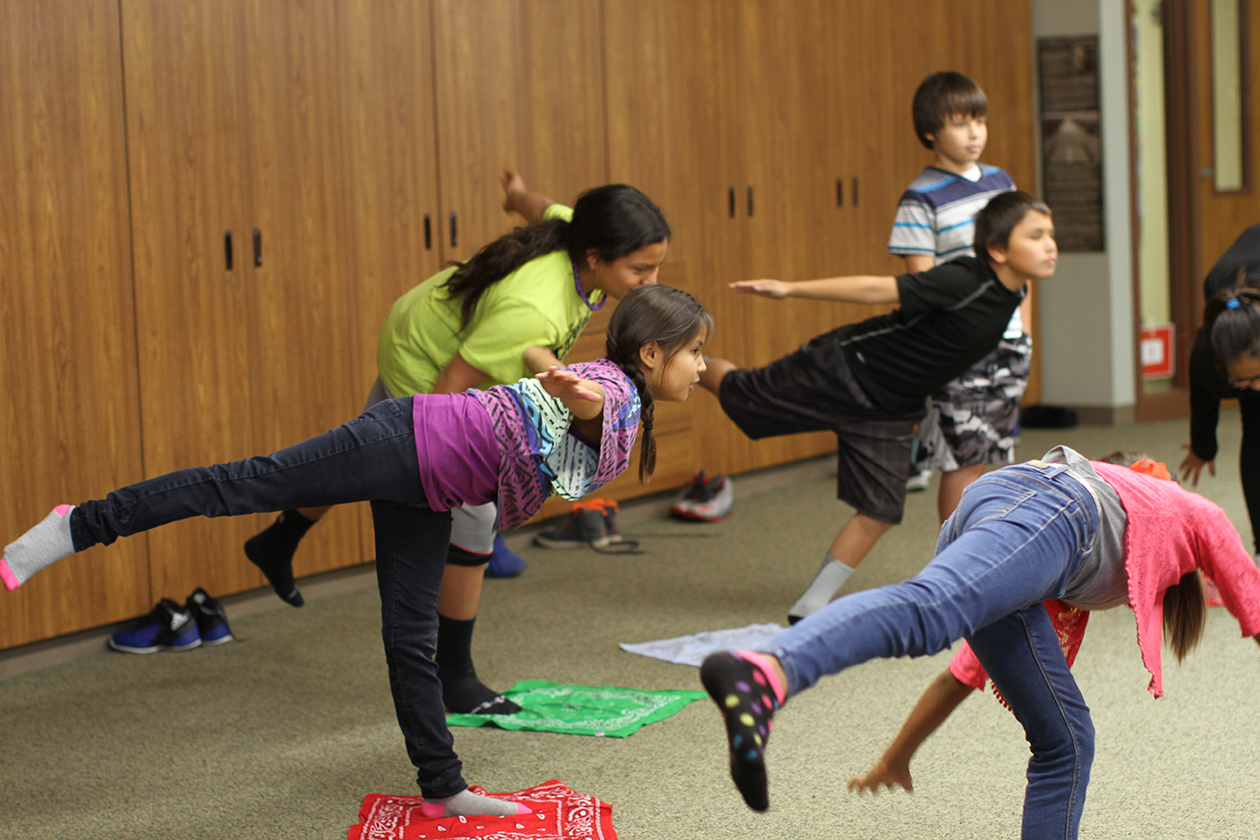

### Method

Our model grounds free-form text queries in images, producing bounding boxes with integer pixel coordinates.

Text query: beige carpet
[1,412,1258,839]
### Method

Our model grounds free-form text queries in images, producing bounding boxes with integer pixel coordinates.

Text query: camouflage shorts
[915,335,1032,471]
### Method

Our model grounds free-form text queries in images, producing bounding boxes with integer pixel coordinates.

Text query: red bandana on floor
[347,780,617,840]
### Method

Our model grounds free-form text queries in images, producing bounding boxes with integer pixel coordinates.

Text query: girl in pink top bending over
[700,447,1260,840]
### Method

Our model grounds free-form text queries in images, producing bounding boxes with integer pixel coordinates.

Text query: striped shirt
[889,164,1021,338]
[471,358,641,530]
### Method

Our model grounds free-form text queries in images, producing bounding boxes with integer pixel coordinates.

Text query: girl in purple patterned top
[3,285,711,819]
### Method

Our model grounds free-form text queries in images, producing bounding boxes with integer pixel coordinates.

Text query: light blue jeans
[768,461,1099,840]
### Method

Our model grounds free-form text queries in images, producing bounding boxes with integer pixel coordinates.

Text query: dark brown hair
[912,71,988,150]
[1098,451,1205,662]
[605,285,712,482]
[444,184,670,330]
[1202,265,1260,369]
[973,191,1052,262]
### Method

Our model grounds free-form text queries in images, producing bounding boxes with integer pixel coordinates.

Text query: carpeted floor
[2,412,1258,839]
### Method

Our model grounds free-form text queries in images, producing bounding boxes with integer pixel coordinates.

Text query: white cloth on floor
[619,623,786,667]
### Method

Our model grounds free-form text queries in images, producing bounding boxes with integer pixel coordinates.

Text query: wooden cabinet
[431,0,609,261]
[0,1,151,648]
[122,0,366,599]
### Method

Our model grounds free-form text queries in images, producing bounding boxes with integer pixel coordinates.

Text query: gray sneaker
[670,472,734,521]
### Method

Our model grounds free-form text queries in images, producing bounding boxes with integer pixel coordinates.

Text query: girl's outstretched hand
[1179,443,1215,486]
[536,366,602,403]
[848,759,914,796]
[730,279,790,299]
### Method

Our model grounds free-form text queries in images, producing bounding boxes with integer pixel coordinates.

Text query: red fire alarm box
[1141,324,1174,380]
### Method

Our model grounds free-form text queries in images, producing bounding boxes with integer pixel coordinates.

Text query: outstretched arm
[730,275,900,305]
[848,669,975,795]
[524,346,605,419]
[501,169,554,224]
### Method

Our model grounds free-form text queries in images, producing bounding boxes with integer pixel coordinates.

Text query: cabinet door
[0,1,150,648]
[604,0,751,481]
[124,0,371,599]
[432,0,608,262]
[123,0,265,599]
[236,0,367,582]
[334,0,444,560]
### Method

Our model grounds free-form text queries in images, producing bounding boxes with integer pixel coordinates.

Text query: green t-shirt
[376,204,604,397]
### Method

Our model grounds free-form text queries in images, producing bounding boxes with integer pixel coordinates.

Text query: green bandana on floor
[446,680,707,737]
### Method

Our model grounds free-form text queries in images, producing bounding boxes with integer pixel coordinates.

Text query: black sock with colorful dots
[699,650,787,812]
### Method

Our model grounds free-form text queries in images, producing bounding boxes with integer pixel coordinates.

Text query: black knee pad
[446,543,491,568]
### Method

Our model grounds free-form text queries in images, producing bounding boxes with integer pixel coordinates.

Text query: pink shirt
[950,464,1260,699]
[1094,462,1260,697]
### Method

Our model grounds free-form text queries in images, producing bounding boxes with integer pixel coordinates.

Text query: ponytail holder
[642,420,653,433]
[1226,298,1242,309]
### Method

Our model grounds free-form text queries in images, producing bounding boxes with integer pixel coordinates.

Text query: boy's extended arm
[848,669,975,795]
[501,169,554,224]
[730,275,900,305]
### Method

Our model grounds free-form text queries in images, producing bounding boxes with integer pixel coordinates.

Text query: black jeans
[72,397,467,797]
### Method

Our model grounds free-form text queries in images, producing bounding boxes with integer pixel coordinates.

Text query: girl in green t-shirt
[245,171,671,715]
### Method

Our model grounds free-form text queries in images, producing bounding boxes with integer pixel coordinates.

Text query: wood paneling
[123,0,363,599]
[432,0,608,261]
[0,1,150,647]
[333,0,445,562]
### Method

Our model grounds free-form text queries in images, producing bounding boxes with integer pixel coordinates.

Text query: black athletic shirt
[833,257,1026,412]
[1190,223,1260,461]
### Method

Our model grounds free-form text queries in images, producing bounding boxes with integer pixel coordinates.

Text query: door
[431,0,608,262]
[0,1,150,648]
[123,0,365,599]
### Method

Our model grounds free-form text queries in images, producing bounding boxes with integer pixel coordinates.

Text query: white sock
[787,553,854,621]
[422,788,531,818]
[2,505,76,591]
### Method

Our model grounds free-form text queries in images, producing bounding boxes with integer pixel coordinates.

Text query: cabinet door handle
[449,212,458,248]
[424,214,432,250]
[747,185,754,217]
[836,178,844,207]
[852,177,858,207]
[728,187,736,218]
[224,231,233,270]
[253,228,263,266]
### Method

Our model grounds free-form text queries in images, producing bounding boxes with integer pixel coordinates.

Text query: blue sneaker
[109,598,202,653]
[485,533,526,578]
[186,587,234,645]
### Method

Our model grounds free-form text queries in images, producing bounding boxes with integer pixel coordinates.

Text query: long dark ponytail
[444,184,670,330]
[1202,264,1260,369]
[604,285,712,482]
[1098,450,1206,662]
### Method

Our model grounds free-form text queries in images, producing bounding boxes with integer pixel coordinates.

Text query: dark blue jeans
[767,462,1099,840]
[71,398,467,798]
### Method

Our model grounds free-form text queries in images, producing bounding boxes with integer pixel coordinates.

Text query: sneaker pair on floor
[670,471,734,521]
[534,498,637,552]
[109,587,233,653]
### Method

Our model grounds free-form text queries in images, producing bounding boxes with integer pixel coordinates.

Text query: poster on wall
[1038,36,1104,252]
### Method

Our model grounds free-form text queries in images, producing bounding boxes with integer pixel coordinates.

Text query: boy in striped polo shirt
[886,72,1031,519]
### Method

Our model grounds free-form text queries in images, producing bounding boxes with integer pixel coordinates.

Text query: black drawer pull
[450,212,458,248]
[224,231,233,270]
[253,228,262,266]
[424,214,432,250]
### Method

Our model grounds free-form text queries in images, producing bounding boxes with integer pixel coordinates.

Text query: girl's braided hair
[604,285,712,482]
[444,184,670,330]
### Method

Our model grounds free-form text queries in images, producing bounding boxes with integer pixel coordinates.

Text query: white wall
[1032,0,1137,415]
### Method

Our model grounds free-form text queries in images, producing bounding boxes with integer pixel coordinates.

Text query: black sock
[243,510,313,606]
[436,615,521,715]
[699,651,784,812]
